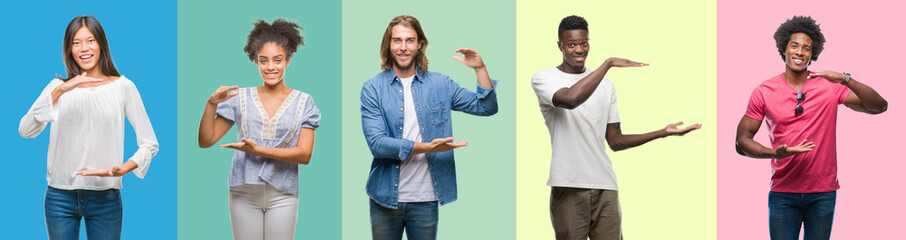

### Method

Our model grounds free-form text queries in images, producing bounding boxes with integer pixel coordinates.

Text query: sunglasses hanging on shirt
[794,91,806,116]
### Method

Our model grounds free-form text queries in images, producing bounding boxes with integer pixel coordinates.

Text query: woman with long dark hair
[18,15,159,240]
[197,18,319,239]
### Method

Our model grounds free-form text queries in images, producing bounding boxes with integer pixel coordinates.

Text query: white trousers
[229,184,299,240]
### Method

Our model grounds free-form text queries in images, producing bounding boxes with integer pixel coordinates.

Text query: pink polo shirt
[745,73,851,193]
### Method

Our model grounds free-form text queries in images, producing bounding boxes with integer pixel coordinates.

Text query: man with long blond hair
[360,15,499,240]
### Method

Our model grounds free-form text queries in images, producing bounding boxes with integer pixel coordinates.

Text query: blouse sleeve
[19,79,63,138]
[216,92,239,123]
[301,94,320,130]
[122,79,159,179]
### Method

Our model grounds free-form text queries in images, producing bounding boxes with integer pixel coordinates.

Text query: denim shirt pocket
[428,100,449,126]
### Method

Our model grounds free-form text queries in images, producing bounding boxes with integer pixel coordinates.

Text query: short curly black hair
[243,18,304,62]
[773,15,825,61]
[558,15,588,39]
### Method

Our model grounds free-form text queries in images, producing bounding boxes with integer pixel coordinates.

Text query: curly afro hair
[774,16,825,61]
[558,15,588,39]
[243,18,304,62]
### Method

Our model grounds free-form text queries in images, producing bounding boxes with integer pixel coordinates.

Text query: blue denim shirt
[361,68,498,209]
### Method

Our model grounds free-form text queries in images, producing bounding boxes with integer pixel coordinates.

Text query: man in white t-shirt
[531,15,701,240]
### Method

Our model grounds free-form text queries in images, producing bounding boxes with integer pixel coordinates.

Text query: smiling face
[558,29,589,73]
[71,26,100,72]
[256,42,290,86]
[784,32,813,73]
[390,24,420,74]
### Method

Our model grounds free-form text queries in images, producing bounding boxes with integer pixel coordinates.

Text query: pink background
[717,0,906,239]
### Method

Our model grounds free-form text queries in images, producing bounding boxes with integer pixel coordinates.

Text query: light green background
[341,0,517,239]
[177,0,341,238]
[516,1,717,239]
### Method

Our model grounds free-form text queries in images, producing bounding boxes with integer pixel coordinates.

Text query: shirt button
[396,166,399,168]
[400,108,403,111]
[399,90,402,93]
[394,184,398,187]
[399,127,403,130]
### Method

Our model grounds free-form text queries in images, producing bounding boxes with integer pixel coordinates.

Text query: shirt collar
[386,66,426,83]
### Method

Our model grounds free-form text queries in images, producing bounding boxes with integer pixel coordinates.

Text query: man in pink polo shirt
[735,16,888,240]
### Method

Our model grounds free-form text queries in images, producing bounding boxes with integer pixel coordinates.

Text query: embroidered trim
[251,88,299,140]
[239,88,248,137]
[282,92,309,145]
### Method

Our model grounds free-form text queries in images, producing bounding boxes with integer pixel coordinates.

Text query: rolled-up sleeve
[122,80,159,179]
[449,76,498,116]
[361,82,414,161]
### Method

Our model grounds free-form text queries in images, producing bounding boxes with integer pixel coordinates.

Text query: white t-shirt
[19,76,159,190]
[397,75,437,202]
[531,67,621,190]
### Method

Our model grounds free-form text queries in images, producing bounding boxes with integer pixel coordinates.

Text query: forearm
[608,128,666,151]
[451,79,498,116]
[248,146,312,165]
[413,142,429,155]
[557,61,612,108]
[474,66,492,89]
[198,101,219,148]
[847,78,888,114]
[20,87,59,138]
[365,133,415,160]
[362,89,415,160]
[117,160,139,175]
[18,110,47,138]
[51,87,64,105]
[735,138,778,159]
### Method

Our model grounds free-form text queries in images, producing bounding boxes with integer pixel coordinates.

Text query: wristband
[842,72,851,85]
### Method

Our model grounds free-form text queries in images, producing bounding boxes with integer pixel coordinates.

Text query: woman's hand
[58,72,104,93]
[208,86,239,105]
[52,72,104,104]
[220,137,259,154]
[76,160,138,177]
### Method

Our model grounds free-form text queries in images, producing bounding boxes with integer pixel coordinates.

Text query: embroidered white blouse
[19,76,159,190]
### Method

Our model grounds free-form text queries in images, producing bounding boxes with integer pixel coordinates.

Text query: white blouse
[19,76,159,190]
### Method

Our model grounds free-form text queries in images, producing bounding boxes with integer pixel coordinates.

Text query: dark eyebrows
[564,38,589,43]
[790,41,811,48]
[391,37,417,41]
[258,54,285,59]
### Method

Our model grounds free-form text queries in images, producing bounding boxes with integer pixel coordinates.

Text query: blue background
[0,1,177,239]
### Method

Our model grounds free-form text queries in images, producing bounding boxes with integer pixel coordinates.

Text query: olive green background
[177,0,341,238]
[340,0,518,239]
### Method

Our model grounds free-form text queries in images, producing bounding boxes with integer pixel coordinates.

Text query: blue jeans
[370,199,438,240]
[768,191,836,240]
[45,186,122,240]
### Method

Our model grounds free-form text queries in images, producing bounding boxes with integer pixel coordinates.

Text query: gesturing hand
[208,86,239,105]
[808,71,846,83]
[604,57,649,68]
[77,165,128,177]
[221,138,259,153]
[419,137,468,154]
[775,139,815,159]
[664,121,702,136]
[452,48,486,69]
[57,72,104,93]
